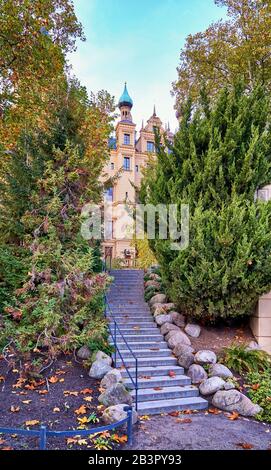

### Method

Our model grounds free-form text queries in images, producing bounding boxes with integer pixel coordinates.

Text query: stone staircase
[107,269,207,415]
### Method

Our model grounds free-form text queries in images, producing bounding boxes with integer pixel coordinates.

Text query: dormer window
[147,141,155,152]
[124,133,130,145]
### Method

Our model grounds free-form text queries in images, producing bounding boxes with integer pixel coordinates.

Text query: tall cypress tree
[140,83,271,321]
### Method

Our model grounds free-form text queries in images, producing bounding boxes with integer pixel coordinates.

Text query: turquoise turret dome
[118,82,133,108]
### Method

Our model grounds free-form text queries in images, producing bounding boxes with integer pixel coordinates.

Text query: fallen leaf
[0,375,5,382]
[1,447,13,450]
[139,415,151,421]
[237,442,254,450]
[38,390,48,395]
[53,407,60,413]
[252,384,260,391]
[48,376,59,384]
[77,416,89,425]
[75,405,87,415]
[83,396,93,402]
[184,410,193,415]
[168,371,176,378]
[111,434,128,443]
[80,388,93,395]
[168,411,180,417]
[64,390,79,397]
[77,439,88,446]
[22,400,32,404]
[25,420,40,427]
[208,408,221,415]
[154,387,163,391]
[0,439,6,445]
[10,406,20,413]
[176,418,192,424]
[59,378,65,383]
[227,411,239,421]
[55,370,66,376]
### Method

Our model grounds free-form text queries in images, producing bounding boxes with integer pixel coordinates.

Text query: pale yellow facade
[102,84,172,266]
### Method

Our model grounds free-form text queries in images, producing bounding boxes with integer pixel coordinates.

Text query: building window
[105,187,113,202]
[111,162,114,170]
[124,133,130,145]
[123,157,131,171]
[135,164,139,172]
[147,141,155,152]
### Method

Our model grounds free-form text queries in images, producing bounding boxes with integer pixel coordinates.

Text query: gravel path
[127,412,271,450]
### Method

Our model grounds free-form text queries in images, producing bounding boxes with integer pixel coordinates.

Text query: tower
[118,82,133,122]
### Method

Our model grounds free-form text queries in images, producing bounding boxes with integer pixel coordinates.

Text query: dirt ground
[189,323,254,354]
[127,411,271,450]
[0,355,127,450]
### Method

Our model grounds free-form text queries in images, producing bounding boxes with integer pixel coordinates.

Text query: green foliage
[140,83,271,321]
[0,245,29,312]
[144,288,160,302]
[223,344,271,374]
[247,369,271,422]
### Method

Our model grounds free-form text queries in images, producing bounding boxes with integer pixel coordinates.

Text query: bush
[0,245,29,312]
[247,370,271,422]
[223,343,271,374]
[140,83,271,321]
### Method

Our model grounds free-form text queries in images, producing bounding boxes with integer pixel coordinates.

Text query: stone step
[124,374,191,389]
[109,321,155,327]
[136,396,208,415]
[115,334,164,341]
[108,316,152,321]
[114,327,159,335]
[121,365,184,378]
[110,341,167,350]
[116,356,177,368]
[119,348,173,358]
[131,385,199,402]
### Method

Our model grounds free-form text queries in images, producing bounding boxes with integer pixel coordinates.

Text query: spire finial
[153,105,156,116]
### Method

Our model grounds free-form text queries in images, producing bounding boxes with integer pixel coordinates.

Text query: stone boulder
[212,390,262,417]
[184,324,201,338]
[246,341,261,351]
[224,381,236,391]
[145,280,161,290]
[209,363,233,379]
[149,293,167,307]
[178,351,195,369]
[161,322,180,336]
[89,361,113,379]
[100,369,122,389]
[187,364,208,384]
[173,343,195,357]
[167,330,191,349]
[92,351,112,366]
[98,383,133,407]
[77,345,91,360]
[199,377,225,395]
[148,273,162,282]
[155,314,172,326]
[153,303,176,316]
[194,350,217,365]
[170,312,186,328]
[102,404,138,425]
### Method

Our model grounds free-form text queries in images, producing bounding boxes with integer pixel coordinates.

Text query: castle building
[103,83,173,267]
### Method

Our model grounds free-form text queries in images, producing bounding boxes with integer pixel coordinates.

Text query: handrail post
[114,320,117,366]
[135,357,138,411]
[39,425,47,450]
[124,406,133,445]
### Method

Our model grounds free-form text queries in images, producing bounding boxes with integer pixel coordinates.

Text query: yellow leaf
[83,396,93,402]
[25,420,40,427]
[63,390,79,397]
[139,415,150,421]
[53,407,60,413]
[22,400,32,404]
[77,439,88,446]
[10,406,20,413]
[77,416,89,425]
[48,376,58,384]
[75,405,87,415]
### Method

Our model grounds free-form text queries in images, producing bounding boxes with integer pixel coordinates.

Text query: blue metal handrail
[105,297,139,411]
[0,406,133,450]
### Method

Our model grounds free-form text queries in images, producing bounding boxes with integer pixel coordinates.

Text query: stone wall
[250,292,271,354]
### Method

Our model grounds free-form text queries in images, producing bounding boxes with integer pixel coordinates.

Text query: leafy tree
[140,83,271,322]
[173,0,271,115]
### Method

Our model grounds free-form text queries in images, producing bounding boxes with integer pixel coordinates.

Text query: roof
[118,83,133,108]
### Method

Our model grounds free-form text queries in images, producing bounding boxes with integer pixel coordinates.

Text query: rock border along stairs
[107,270,207,415]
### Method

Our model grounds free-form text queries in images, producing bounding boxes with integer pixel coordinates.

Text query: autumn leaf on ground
[48,376,59,384]
[252,384,260,390]
[0,439,6,445]
[111,434,128,443]
[59,378,65,383]
[77,439,88,446]
[75,405,88,415]
[208,408,221,415]
[64,390,79,397]
[83,396,93,403]
[77,416,89,425]
[184,409,193,415]
[227,411,239,421]
[10,406,20,413]
[25,420,40,427]
[176,418,192,424]
[13,378,26,389]
[153,386,163,391]
[80,388,93,395]
[21,400,32,404]
[1,447,13,450]
[53,407,60,413]
[237,442,254,450]
[38,390,48,395]
[55,370,66,376]
[139,415,151,421]
[67,437,78,445]
[168,371,176,378]
[168,411,180,417]
[0,376,5,382]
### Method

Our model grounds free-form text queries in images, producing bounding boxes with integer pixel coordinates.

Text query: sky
[69,0,227,131]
